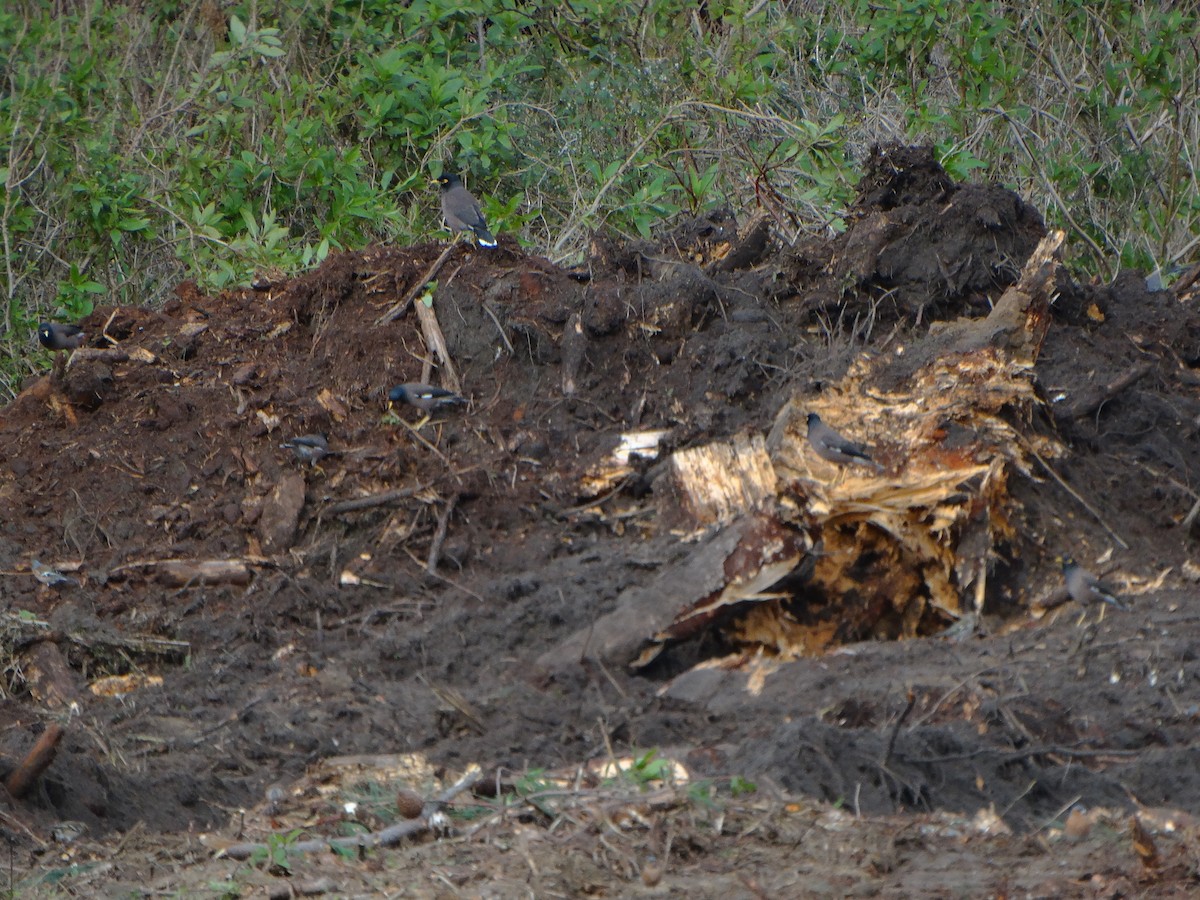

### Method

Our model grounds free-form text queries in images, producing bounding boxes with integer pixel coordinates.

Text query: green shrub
[1,1,1197,393]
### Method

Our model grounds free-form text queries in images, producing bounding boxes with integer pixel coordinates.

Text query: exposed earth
[2,145,1200,897]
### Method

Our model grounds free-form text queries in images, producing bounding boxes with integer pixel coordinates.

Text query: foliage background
[2,0,1197,395]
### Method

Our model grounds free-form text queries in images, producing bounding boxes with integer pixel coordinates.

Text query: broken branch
[218,764,481,860]
[1059,362,1152,421]
[416,297,461,393]
[6,724,64,799]
[374,243,456,325]
[426,494,459,575]
[1023,441,1130,549]
[109,557,262,586]
[324,483,429,515]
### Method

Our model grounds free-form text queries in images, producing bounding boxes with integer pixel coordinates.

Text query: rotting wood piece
[3,613,190,668]
[5,724,64,799]
[21,641,85,712]
[109,558,256,586]
[258,472,306,554]
[652,432,777,528]
[538,510,813,671]
[561,311,586,396]
[416,297,461,394]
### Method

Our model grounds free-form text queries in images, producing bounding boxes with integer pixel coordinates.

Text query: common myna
[31,559,78,587]
[1062,557,1129,611]
[38,322,86,351]
[806,412,883,471]
[437,173,497,247]
[280,434,332,467]
[389,383,468,429]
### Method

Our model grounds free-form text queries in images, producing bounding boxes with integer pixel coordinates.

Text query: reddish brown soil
[2,145,1199,896]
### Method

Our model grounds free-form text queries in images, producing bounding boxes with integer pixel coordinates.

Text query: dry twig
[218,765,482,860]
[374,243,456,325]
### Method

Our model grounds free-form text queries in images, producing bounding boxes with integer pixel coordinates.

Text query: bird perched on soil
[389,383,468,429]
[1061,557,1128,611]
[38,322,86,351]
[437,173,497,247]
[280,434,333,467]
[806,412,884,471]
[31,559,78,587]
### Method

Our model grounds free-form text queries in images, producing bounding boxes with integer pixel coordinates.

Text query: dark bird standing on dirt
[280,434,332,467]
[437,173,497,247]
[806,412,884,471]
[38,322,86,352]
[389,383,468,414]
[389,383,468,430]
[31,558,78,587]
[1062,557,1129,611]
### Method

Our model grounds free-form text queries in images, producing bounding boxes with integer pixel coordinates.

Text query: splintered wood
[553,232,1068,673]
[654,433,776,527]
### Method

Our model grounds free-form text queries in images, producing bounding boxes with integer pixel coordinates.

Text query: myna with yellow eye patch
[437,173,497,247]
[389,383,467,430]
[280,434,333,467]
[806,412,883,472]
[38,322,86,351]
[1062,557,1129,611]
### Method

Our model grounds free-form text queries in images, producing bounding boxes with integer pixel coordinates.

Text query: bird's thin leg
[412,413,432,431]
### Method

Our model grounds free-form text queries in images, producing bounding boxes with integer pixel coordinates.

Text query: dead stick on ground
[426,494,459,575]
[374,243,456,326]
[324,483,429,515]
[6,724,64,799]
[219,764,482,860]
[416,299,461,393]
[1063,362,1153,420]
[1023,441,1129,549]
[881,688,915,769]
[1183,496,1200,531]
[400,419,451,465]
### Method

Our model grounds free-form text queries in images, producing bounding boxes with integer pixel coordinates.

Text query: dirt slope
[2,145,1199,896]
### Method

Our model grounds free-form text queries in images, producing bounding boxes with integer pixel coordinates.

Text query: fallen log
[539,510,812,671]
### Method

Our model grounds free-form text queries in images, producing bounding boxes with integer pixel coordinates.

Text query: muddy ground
[2,145,1200,897]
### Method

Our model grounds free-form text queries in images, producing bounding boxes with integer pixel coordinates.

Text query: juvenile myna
[1062,557,1129,611]
[437,173,497,247]
[806,412,883,471]
[280,434,332,467]
[389,383,468,429]
[31,559,78,587]
[38,322,86,351]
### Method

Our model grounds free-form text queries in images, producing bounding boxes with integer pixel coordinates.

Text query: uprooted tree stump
[542,231,1069,674]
